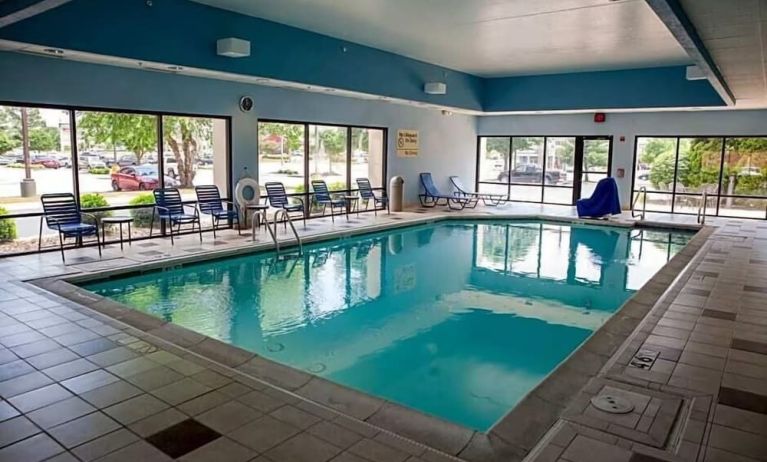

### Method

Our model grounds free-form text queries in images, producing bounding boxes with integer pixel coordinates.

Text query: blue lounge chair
[264,182,306,228]
[150,188,203,244]
[449,176,505,207]
[577,177,621,218]
[311,180,346,222]
[419,173,475,210]
[356,178,389,215]
[195,185,241,238]
[39,193,102,262]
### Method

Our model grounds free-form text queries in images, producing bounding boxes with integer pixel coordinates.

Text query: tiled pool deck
[0,204,765,462]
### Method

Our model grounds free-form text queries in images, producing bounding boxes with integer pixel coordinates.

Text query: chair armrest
[291,197,305,208]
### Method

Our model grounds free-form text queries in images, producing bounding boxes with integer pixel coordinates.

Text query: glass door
[576,137,612,199]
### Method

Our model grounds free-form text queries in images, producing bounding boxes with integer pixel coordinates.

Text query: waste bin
[389,176,404,212]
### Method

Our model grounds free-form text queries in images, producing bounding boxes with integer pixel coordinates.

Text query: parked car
[79,154,105,170]
[164,156,197,178]
[497,165,562,184]
[117,154,138,167]
[0,155,15,166]
[740,166,763,177]
[31,156,61,169]
[55,155,72,168]
[111,165,178,191]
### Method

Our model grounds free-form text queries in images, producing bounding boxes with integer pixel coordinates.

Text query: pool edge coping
[27,212,711,461]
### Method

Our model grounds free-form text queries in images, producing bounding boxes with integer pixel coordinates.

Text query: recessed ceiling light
[324,88,336,93]
[42,48,64,55]
[254,78,269,83]
[167,65,183,71]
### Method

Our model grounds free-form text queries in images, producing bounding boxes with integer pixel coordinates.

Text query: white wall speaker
[424,82,447,95]
[217,38,251,58]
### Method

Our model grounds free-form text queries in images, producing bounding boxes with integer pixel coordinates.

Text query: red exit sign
[594,112,606,123]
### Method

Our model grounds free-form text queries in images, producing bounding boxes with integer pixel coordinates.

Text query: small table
[101,216,133,250]
[246,204,270,233]
[343,195,359,221]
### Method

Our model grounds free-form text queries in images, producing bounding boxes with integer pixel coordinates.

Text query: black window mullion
[157,116,165,189]
[303,123,310,218]
[670,137,681,213]
[69,110,80,207]
[346,126,352,193]
[507,137,512,199]
[541,136,548,204]
[716,137,727,216]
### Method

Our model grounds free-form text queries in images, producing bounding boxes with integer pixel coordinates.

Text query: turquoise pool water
[83,220,693,430]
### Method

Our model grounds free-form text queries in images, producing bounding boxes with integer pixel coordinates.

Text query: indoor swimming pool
[82,220,694,431]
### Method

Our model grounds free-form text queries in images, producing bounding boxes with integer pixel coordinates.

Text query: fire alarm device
[620,136,626,142]
[594,113,606,123]
[617,168,625,178]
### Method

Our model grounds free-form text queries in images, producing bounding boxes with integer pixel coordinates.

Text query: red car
[31,156,61,169]
[111,165,178,191]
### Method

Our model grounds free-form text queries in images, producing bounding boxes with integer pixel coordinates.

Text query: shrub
[79,193,112,224]
[129,193,155,227]
[8,163,43,169]
[0,206,17,241]
[88,166,110,175]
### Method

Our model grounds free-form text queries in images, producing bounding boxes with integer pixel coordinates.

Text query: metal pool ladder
[632,187,647,220]
[269,209,303,255]
[697,191,708,224]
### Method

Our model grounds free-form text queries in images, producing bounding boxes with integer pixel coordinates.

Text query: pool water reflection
[84,220,693,430]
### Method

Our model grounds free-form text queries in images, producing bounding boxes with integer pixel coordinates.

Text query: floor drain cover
[591,395,634,414]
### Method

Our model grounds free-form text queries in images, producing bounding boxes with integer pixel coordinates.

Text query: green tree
[0,132,15,154]
[28,126,59,152]
[639,138,675,165]
[78,113,157,164]
[163,116,211,188]
[649,151,677,189]
[258,122,304,166]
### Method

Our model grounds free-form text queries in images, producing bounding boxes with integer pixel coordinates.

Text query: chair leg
[169,220,174,246]
[149,212,155,238]
[211,216,217,238]
[58,233,65,262]
[198,219,203,242]
[95,229,102,258]
[38,217,44,252]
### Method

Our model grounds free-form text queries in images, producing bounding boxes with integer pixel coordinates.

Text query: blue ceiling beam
[645,0,735,106]
[0,0,72,28]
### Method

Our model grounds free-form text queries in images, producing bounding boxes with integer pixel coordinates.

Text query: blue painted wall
[483,66,725,112]
[0,51,478,205]
[0,0,725,112]
[0,0,484,111]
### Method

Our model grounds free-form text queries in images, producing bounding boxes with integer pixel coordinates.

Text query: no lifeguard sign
[396,130,419,157]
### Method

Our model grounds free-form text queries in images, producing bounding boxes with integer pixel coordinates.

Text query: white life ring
[234,177,260,208]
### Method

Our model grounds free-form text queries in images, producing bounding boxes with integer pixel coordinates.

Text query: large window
[257,120,386,205]
[633,136,767,219]
[477,135,609,205]
[0,103,230,256]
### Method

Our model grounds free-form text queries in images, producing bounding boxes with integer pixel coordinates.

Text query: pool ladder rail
[697,191,708,225]
[258,208,303,255]
[632,187,647,220]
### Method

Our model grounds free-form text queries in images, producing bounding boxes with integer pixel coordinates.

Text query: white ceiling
[680,0,767,108]
[192,0,692,77]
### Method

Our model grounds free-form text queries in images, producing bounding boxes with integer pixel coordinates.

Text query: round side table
[101,216,134,251]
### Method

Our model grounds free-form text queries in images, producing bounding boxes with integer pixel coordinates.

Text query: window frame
[0,100,233,257]
[631,135,767,220]
[475,135,613,205]
[257,118,388,216]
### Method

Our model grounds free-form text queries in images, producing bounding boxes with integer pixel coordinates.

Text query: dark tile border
[29,215,711,461]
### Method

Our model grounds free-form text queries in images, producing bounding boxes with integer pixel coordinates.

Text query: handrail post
[632,186,647,220]
[698,191,708,225]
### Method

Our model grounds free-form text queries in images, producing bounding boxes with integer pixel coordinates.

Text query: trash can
[389,176,404,212]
